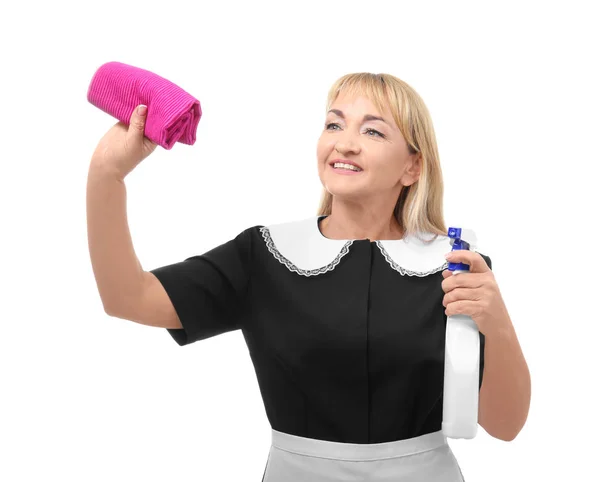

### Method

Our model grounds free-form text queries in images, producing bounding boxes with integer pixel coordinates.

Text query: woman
[87,72,530,481]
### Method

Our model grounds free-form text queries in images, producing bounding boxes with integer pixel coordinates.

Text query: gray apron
[262,428,465,481]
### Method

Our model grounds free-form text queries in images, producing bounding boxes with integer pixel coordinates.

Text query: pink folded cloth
[87,61,201,150]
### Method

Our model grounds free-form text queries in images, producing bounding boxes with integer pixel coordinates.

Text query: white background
[1,0,598,480]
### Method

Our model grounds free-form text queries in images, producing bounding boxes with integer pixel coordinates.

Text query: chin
[323,183,365,199]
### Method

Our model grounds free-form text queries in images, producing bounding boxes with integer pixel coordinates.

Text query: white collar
[259,215,471,277]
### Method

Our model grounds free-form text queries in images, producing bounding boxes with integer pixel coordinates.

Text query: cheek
[379,151,405,175]
[316,138,330,162]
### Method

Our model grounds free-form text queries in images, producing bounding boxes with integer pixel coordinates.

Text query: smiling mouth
[330,162,363,172]
[330,164,363,175]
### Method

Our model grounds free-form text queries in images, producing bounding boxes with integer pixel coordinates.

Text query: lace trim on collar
[375,241,449,277]
[260,226,354,277]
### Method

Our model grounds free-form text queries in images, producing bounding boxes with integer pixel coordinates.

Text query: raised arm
[86,105,181,329]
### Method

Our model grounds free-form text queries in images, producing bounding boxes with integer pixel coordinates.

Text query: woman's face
[316,91,420,202]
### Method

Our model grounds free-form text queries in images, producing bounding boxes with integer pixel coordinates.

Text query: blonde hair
[317,73,447,242]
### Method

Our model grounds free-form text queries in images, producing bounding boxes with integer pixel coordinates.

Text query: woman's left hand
[441,250,511,337]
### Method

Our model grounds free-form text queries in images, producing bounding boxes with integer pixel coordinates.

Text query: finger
[127,104,148,139]
[444,250,488,273]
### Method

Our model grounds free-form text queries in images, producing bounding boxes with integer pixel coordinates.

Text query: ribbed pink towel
[87,61,201,150]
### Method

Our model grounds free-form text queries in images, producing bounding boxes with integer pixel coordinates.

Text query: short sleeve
[149,227,253,346]
[477,252,492,389]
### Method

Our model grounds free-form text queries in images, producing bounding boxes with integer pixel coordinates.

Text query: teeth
[333,162,361,171]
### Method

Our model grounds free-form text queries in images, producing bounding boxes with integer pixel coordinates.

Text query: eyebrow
[327,109,390,126]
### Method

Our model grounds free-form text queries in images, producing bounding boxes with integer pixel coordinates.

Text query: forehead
[329,90,393,119]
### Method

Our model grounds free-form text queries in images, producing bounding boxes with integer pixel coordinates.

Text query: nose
[334,132,360,155]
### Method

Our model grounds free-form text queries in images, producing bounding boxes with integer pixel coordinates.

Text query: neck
[320,208,404,241]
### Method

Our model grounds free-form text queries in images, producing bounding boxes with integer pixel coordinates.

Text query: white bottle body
[442,269,480,439]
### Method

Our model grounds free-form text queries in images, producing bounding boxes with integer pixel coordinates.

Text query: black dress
[150,215,491,480]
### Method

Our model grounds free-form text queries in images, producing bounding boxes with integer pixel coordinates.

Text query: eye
[325,123,385,139]
[366,128,385,138]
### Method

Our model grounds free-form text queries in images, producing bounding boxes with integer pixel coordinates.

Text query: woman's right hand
[91,104,158,180]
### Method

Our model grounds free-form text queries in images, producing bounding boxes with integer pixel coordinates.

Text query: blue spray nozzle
[446,227,478,272]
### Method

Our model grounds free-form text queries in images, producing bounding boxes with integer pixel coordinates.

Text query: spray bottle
[442,227,481,439]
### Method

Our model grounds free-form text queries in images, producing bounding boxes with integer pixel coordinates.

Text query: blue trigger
[447,226,472,272]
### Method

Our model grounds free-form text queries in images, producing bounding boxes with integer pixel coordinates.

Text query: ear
[404,153,422,183]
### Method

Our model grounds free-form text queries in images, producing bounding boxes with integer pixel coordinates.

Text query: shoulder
[236,216,317,252]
